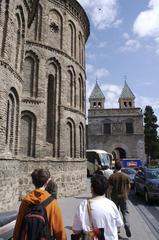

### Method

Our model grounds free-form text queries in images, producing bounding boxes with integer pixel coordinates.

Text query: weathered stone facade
[0,0,89,210]
[87,82,146,161]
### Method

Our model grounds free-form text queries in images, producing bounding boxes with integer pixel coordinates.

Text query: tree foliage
[144,106,159,159]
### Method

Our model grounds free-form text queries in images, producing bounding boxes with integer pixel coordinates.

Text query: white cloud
[86,64,109,79]
[156,48,159,54]
[133,0,159,38]
[98,41,107,48]
[120,39,141,52]
[136,96,159,112]
[112,19,122,28]
[86,63,94,73]
[95,68,110,79]
[123,33,130,39]
[100,84,122,108]
[77,0,120,30]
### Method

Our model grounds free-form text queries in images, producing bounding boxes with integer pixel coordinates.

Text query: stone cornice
[0,60,23,83]
[48,0,90,41]
[26,41,86,76]
[60,105,85,117]
[22,98,44,104]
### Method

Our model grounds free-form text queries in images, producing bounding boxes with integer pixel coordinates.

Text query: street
[129,190,159,239]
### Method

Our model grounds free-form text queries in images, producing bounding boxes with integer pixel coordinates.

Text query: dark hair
[91,174,107,196]
[115,160,122,171]
[94,169,103,175]
[103,165,109,170]
[31,168,50,188]
[45,178,58,199]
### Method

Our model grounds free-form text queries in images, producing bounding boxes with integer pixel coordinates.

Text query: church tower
[89,82,105,109]
[118,80,135,108]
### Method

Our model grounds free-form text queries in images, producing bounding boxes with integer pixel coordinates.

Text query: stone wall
[0,157,87,211]
[88,108,146,160]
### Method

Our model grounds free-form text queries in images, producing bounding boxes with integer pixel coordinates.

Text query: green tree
[144,106,159,160]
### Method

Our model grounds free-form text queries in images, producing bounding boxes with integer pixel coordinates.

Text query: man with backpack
[13,168,67,240]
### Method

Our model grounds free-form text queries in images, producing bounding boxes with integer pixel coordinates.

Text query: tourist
[13,168,67,240]
[72,174,123,240]
[108,160,131,238]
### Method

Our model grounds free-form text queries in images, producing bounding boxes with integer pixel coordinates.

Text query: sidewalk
[59,178,157,240]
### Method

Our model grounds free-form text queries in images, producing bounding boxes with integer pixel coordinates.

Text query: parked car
[134,167,159,203]
[121,168,136,188]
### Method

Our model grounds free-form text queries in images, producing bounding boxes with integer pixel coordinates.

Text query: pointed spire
[119,78,135,108]
[89,81,105,99]
[119,80,135,99]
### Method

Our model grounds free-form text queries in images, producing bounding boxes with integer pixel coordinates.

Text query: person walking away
[72,174,123,240]
[13,168,67,240]
[103,165,113,197]
[108,161,131,238]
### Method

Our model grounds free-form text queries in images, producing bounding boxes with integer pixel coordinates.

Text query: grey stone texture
[0,0,89,211]
[88,82,146,161]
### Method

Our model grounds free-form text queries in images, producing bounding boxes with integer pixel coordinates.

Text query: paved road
[129,190,159,239]
[59,178,157,240]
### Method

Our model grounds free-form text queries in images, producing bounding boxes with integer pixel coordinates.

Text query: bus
[86,149,113,176]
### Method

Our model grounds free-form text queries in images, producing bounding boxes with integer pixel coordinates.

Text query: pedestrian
[72,174,123,240]
[13,168,67,240]
[107,160,131,238]
[103,165,113,180]
[102,165,114,197]
[45,177,58,199]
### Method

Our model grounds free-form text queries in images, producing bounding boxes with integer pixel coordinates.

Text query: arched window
[66,118,76,158]
[79,123,84,158]
[33,3,42,41]
[0,0,9,57]
[46,57,61,157]
[46,74,56,144]
[68,20,76,58]
[20,111,36,157]
[15,5,25,72]
[23,52,39,97]
[6,88,19,155]
[67,70,73,106]
[49,9,63,49]
[78,75,84,111]
[67,66,76,108]
[78,32,84,66]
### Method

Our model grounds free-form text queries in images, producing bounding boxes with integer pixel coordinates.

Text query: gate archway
[112,147,126,160]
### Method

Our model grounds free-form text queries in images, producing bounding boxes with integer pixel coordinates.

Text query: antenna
[124,75,127,83]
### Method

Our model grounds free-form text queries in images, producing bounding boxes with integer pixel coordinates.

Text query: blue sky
[77,0,159,121]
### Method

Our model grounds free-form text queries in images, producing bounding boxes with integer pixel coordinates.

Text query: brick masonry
[0,0,90,211]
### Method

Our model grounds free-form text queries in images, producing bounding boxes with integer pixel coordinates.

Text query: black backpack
[19,195,54,240]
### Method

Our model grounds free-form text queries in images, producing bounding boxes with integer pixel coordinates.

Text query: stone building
[87,81,145,161]
[0,0,89,210]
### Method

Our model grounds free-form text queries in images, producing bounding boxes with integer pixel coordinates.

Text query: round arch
[112,147,126,160]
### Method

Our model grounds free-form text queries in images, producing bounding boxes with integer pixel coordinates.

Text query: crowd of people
[13,161,131,240]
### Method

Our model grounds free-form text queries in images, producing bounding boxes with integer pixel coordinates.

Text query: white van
[86,149,112,176]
